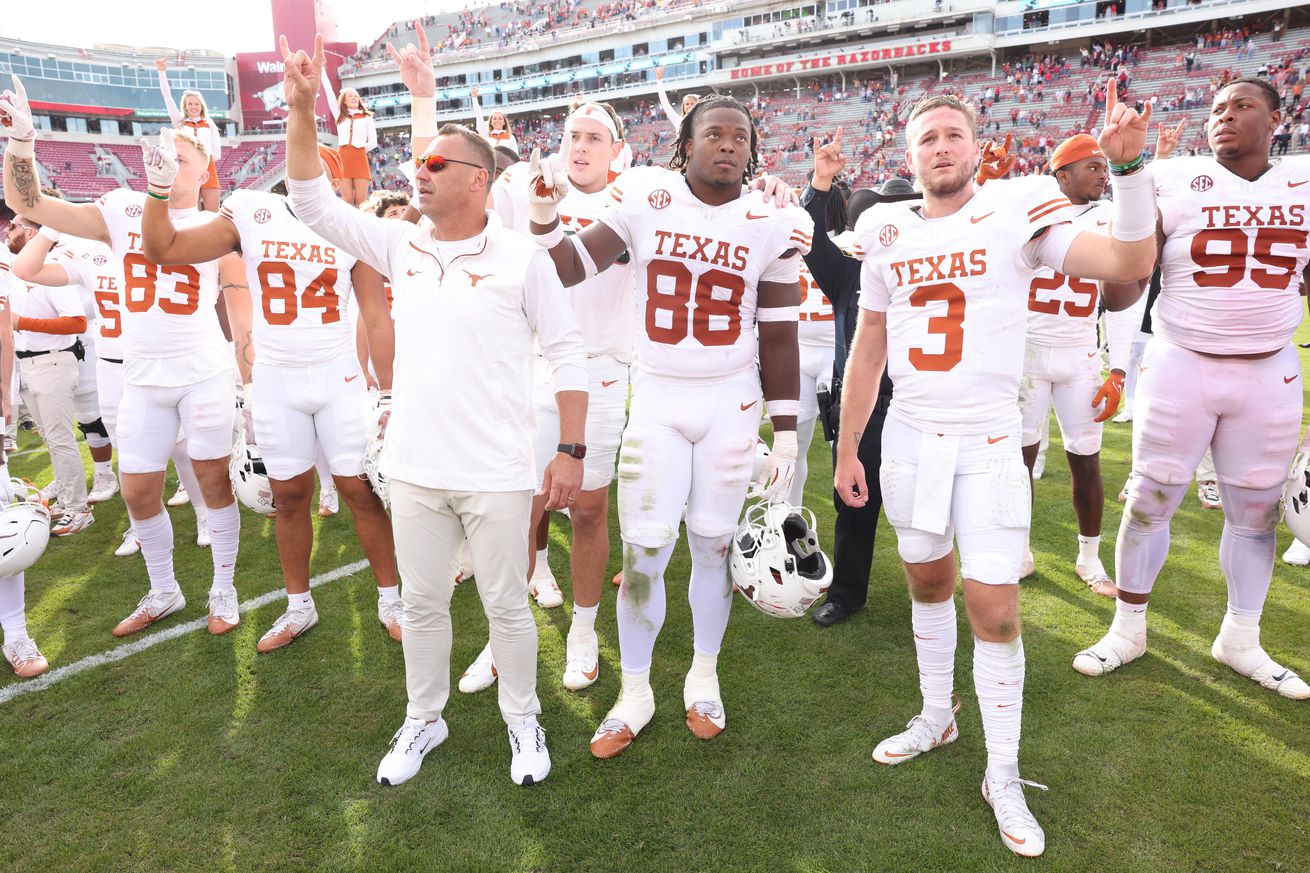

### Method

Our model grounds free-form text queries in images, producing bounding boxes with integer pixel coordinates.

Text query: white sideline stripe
[10,446,49,458]
[0,558,370,705]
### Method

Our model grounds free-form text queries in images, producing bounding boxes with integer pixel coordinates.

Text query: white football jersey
[1152,155,1309,355]
[493,163,635,362]
[797,259,835,348]
[855,175,1079,433]
[58,236,124,359]
[221,190,360,366]
[94,189,228,387]
[600,166,814,380]
[1025,200,1110,349]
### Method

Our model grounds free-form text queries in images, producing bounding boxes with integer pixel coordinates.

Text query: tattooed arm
[2,153,110,243]
[219,254,255,385]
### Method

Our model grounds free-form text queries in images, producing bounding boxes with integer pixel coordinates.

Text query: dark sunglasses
[413,154,485,173]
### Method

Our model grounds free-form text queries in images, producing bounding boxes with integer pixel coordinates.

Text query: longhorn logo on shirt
[253,209,272,225]
[463,270,493,287]
[93,255,107,266]
[879,224,899,247]
[1190,175,1214,192]
[648,189,672,210]
[125,204,142,218]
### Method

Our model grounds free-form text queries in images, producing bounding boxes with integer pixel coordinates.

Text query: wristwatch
[558,443,587,459]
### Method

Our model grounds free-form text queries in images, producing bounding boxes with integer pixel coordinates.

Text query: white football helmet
[1282,448,1310,548]
[730,500,833,619]
[0,478,52,576]
[751,439,770,482]
[230,437,276,515]
[362,427,389,509]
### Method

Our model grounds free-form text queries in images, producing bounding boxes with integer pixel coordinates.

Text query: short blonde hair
[906,95,978,145]
[172,127,209,161]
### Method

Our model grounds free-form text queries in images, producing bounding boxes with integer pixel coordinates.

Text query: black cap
[871,177,921,202]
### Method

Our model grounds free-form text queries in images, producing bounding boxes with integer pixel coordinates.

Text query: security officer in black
[802,157,920,627]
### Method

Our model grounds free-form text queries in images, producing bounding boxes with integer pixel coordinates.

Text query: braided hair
[668,95,760,185]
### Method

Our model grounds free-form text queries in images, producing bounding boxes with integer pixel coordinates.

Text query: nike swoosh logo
[1096,220,1109,227]
[345,375,358,383]
[913,633,934,640]
[1003,831,1027,845]
[1272,670,1289,682]
[583,666,599,680]
[882,750,915,758]
[987,435,1008,444]
[970,212,994,224]
[740,400,758,411]
[1284,375,1298,383]
[601,379,618,388]
[745,212,768,220]
[406,269,422,277]
[1290,180,1308,188]
[1087,351,1097,357]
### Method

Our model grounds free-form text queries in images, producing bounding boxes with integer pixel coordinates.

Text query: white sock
[532,546,549,577]
[571,602,598,636]
[912,599,957,725]
[377,585,400,602]
[94,460,113,477]
[288,591,314,611]
[974,636,1025,781]
[1078,534,1100,564]
[1111,598,1148,638]
[207,502,240,593]
[612,668,656,729]
[133,511,179,594]
[688,650,718,681]
[1217,609,1261,649]
[0,573,28,644]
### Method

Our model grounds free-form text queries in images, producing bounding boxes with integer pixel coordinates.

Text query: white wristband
[767,399,801,418]
[1110,169,1157,243]
[38,225,60,244]
[242,383,254,407]
[571,234,599,281]
[531,222,564,249]
[5,138,34,160]
[411,95,437,139]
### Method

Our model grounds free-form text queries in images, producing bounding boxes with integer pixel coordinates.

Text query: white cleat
[1197,480,1222,510]
[1075,557,1118,599]
[872,708,959,765]
[206,588,240,635]
[1031,453,1046,480]
[196,519,211,549]
[167,484,191,507]
[256,606,319,653]
[114,527,141,557]
[376,716,448,786]
[113,588,186,637]
[528,559,564,608]
[983,774,1048,858]
[1073,629,1147,677]
[1020,550,1035,580]
[87,471,119,505]
[1111,407,1132,424]
[377,596,404,642]
[590,682,656,759]
[684,670,727,740]
[562,628,599,690]
[1212,636,1310,700]
[318,488,338,517]
[1282,539,1310,566]
[507,716,551,786]
[458,643,498,693]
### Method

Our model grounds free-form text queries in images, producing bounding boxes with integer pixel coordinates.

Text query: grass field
[1,349,1308,873]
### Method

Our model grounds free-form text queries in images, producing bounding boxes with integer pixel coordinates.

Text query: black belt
[16,345,76,360]
[100,357,124,364]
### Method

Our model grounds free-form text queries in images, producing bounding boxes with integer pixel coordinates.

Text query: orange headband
[1050,134,1104,172]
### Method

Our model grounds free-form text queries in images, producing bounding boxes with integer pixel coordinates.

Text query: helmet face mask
[729,500,833,619]
[362,428,389,509]
[1282,449,1310,549]
[230,437,276,516]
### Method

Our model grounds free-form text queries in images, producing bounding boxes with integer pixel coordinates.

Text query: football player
[835,85,1158,857]
[1018,134,1120,597]
[139,142,401,652]
[1074,77,1310,701]
[529,94,813,758]
[457,100,634,694]
[2,76,247,638]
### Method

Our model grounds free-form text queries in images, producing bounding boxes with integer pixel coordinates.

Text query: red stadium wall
[237,0,355,131]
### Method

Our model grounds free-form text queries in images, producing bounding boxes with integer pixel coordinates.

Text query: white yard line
[0,558,370,705]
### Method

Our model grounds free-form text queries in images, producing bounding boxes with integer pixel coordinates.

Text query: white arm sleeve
[286,174,399,277]
[364,117,377,152]
[208,123,222,163]
[656,81,682,132]
[471,91,487,138]
[320,68,340,134]
[157,70,182,125]
[523,250,588,393]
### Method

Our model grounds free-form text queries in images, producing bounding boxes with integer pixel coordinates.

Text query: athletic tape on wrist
[1110,168,1157,242]
[5,138,34,159]
[411,96,437,139]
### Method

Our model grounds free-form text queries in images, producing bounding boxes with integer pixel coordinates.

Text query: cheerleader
[155,58,222,211]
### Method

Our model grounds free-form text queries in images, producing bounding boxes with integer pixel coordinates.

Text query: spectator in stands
[156,58,223,212]
[470,87,519,155]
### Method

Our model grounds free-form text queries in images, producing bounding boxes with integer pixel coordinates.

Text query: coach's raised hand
[0,74,36,156]
[1098,78,1151,165]
[279,33,324,114]
[386,26,435,98]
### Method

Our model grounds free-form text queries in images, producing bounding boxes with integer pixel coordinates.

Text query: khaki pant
[19,350,86,513]
[390,480,538,725]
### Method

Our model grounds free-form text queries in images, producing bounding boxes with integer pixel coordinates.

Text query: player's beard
[920,162,973,198]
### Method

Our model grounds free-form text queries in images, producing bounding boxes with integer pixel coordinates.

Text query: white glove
[0,75,36,157]
[527,146,569,225]
[140,128,179,192]
[749,430,798,502]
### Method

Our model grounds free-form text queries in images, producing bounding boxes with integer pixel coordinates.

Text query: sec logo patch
[648,189,671,209]
[254,209,272,225]
[125,204,143,218]
[1190,175,1213,192]
[879,224,899,247]
[93,255,107,266]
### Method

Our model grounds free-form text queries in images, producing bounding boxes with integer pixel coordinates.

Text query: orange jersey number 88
[645,260,745,347]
